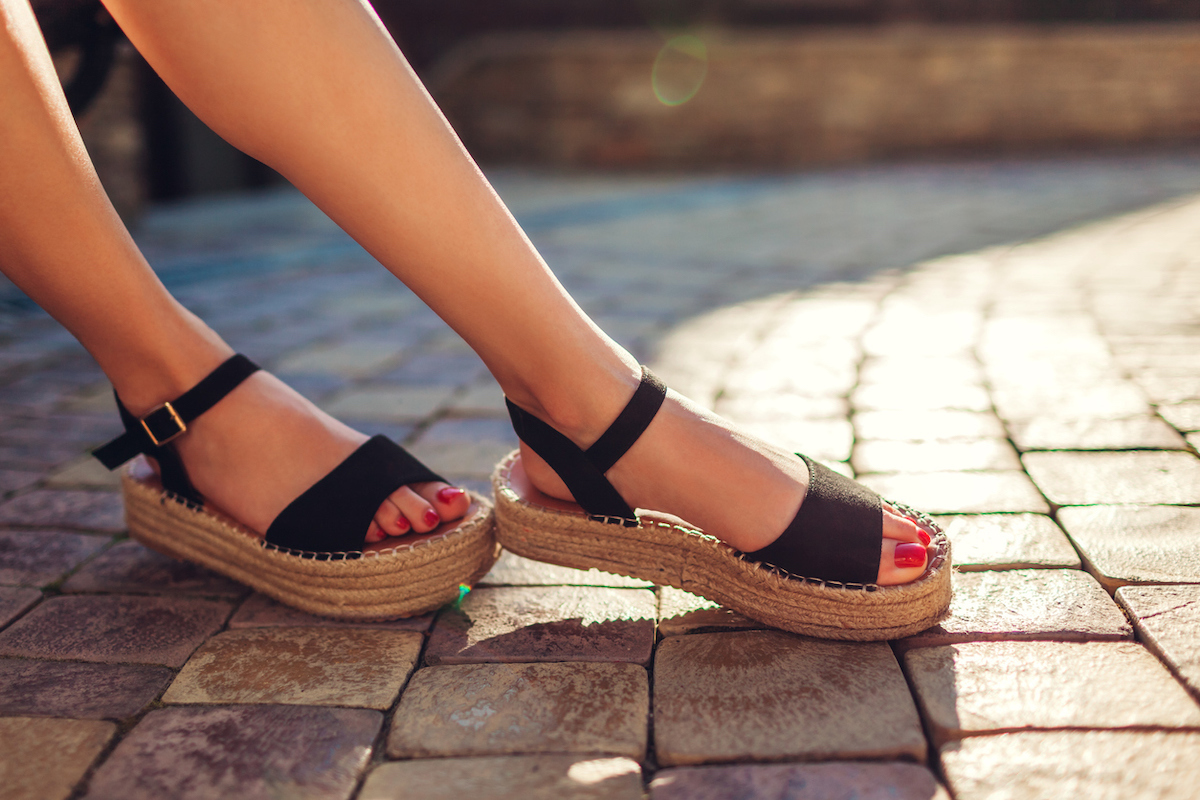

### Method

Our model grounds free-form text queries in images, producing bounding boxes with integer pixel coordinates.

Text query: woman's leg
[0,0,469,542]
[100,0,927,582]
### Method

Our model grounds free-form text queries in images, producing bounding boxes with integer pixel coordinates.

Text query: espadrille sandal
[92,354,498,620]
[493,365,951,641]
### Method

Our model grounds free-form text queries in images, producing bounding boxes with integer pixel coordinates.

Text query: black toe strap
[506,366,666,522]
[745,455,882,585]
[264,435,447,554]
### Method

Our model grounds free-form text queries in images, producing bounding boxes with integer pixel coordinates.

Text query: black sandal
[93,354,498,620]
[491,365,951,640]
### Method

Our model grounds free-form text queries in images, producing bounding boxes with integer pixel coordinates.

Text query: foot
[121,370,470,546]
[518,384,930,586]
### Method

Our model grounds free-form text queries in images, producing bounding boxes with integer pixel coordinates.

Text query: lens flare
[454,583,471,607]
[652,34,708,106]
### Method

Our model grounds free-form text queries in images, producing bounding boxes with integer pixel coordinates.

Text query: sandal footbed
[492,450,951,641]
[123,461,499,621]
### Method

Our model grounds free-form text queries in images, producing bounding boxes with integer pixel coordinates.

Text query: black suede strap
[93,354,260,470]
[506,365,667,522]
[586,369,666,472]
[264,435,446,555]
[745,455,882,585]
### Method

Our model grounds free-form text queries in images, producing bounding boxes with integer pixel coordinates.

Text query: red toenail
[437,486,465,504]
[894,543,926,568]
[918,529,931,546]
[424,509,440,527]
[396,517,410,532]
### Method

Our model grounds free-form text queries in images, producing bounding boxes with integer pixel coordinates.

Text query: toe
[417,482,470,523]
[388,485,441,533]
[365,521,387,544]
[372,497,412,538]
[876,538,929,585]
[882,503,930,545]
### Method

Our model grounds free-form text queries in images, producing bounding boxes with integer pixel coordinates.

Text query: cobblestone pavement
[2,152,1200,799]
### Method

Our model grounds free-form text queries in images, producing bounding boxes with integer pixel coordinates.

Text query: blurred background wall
[33,0,1200,222]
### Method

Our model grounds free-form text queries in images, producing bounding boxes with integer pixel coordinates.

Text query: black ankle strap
[585,369,666,472]
[93,355,260,470]
[506,365,666,522]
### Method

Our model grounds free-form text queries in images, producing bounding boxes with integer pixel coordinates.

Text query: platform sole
[493,450,951,641]
[123,466,500,621]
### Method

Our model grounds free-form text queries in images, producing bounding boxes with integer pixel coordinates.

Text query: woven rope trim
[123,469,501,619]
[493,450,949,595]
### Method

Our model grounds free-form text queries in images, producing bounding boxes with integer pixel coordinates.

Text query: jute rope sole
[493,451,951,641]
[123,466,500,621]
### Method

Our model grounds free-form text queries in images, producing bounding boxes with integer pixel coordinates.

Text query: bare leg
[99,0,928,582]
[0,0,469,542]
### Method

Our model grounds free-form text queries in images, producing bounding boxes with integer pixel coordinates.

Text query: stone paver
[899,569,1131,648]
[361,756,645,800]
[1116,585,1200,698]
[387,662,648,759]
[939,731,1200,800]
[858,356,983,386]
[481,550,653,588]
[0,586,40,628]
[0,659,172,719]
[274,340,405,377]
[904,641,1200,742]
[61,540,247,597]
[446,380,509,416]
[0,594,230,667]
[380,351,488,386]
[852,439,1021,474]
[43,450,120,489]
[1023,451,1200,505]
[717,395,850,424]
[1009,416,1188,450]
[164,627,422,709]
[44,454,122,488]
[1134,372,1200,405]
[0,717,116,800]
[0,529,109,586]
[657,587,763,635]
[407,438,516,481]
[855,410,1006,441]
[853,382,992,413]
[1058,505,1200,587]
[991,382,1152,422]
[425,586,656,665]
[733,419,854,463]
[1159,401,1200,431]
[0,489,124,532]
[227,591,434,631]
[654,630,925,766]
[322,385,452,422]
[0,470,42,496]
[860,471,1050,514]
[82,705,381,800]
[650,762,950,800]
[938,513,1081,570]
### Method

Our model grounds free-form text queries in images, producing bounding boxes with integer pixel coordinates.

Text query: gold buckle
[141,401,187,446]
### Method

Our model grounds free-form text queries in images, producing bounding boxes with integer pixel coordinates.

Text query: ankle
[94,308,234,416]
[502,354,642,447]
